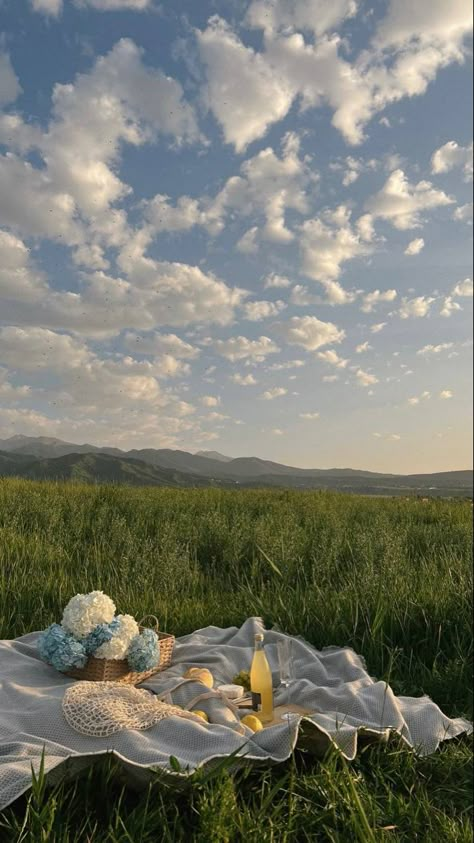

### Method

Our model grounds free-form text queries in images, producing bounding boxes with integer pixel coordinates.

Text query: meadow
[0,477,472,842]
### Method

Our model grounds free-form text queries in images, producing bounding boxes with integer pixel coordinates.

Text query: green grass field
[0,478,472,842]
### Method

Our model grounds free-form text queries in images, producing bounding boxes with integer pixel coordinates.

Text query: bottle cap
[254,633,264,641]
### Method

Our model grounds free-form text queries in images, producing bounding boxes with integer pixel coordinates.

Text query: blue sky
[0,0,472,472]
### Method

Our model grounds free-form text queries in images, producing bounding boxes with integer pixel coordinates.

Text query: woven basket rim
[65,625,175,684]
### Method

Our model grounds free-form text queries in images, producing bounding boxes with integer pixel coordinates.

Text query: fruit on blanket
[241,714,263,733]
[192,710,209,722]
[184,667,214,688]
[233,670,251,691]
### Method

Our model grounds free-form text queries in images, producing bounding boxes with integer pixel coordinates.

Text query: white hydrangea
[94,614,140,660]
[61,591,116,639]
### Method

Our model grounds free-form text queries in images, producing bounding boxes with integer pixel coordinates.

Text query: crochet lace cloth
[62,682,197,737]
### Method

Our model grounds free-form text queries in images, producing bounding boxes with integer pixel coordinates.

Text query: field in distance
[0,478,472,842]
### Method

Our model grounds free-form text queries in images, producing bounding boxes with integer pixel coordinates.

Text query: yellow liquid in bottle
[250,640,273,723]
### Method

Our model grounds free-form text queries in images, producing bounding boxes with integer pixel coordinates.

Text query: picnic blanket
[0,617,472,811]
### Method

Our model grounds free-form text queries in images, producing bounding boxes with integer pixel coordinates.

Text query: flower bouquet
[37,591,174,684]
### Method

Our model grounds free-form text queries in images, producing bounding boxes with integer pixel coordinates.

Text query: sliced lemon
[241,714,264,733]
[192,710,209,722]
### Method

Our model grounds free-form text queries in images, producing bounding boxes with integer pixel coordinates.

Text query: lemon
[241,714,263,733]
[184,667,214,689]
[192,710,209,722]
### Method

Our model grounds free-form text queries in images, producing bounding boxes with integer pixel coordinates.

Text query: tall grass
[0,479,472,841]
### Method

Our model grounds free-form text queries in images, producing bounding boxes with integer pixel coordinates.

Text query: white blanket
[0,617,471,811]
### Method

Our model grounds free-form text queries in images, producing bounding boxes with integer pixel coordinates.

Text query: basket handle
[138,615,160,631]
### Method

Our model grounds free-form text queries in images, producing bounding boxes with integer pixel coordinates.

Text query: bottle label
[251,692,262,712]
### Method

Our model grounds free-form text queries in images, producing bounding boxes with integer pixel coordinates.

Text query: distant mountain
[0,451,225,488]
[0,440,472,497]
[0,436,397,480]
[0,434,122,460]
[195,450,234,463]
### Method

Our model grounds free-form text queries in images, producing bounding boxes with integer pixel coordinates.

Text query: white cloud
[453,278,473,297]
[341,156,362,186]
[145,133,312,248]
[144,195,212,235]
[373,432,401,441]
[205,412,229,423]
[0,39,198,254]
[113,255,247,330]
[31,0,152,11]
[404,237,425,255]
[439,389,454,399]
[0,367,31,402]
[196,1,472,154]
[264,273,291,289]
[408,391,431,405]
[0,327,205,420]
[81,0,151,8]
[375,0,472,49]
[361,289,397,312]
[370,322,387,333]
[417,343,455,356]
[356,369,378,387]
[271,428,285,436]
[277,315,345,351]
[431,140,473,180]
[399,295,435,319]
[246,0,357,38]
[453,203,473,223]
[197,16,293,153]
[123,332,199,358]
[365,170,454,230]
[323,374,339,382]
[261,387,288,400]
[317,349,348,368]
[356,341,372,353]
[440,296,463,317]
[213,336,280,362]
[268,359,305,371]
[0,326,91,372]
[231,373,258,386]
[0,154,82,245]
[236,228,259,253]
[299,206,370,299]
[289,285,322,306]
[356,214,376,242]
[201,395,221,407]
[0,229,50,303]
[0,53,22,106]
[243,300,286,321]
[299,412,320,420]
[30,0,63,13]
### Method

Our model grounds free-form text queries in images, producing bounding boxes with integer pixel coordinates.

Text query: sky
[0,0,472,473]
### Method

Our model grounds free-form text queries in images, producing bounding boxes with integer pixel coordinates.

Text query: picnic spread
[0,593,472,812]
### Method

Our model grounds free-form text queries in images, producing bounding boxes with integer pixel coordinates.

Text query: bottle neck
[254,639,264,652]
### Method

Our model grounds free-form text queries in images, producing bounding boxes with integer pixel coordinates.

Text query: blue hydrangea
[83,618,121,656]
[37,623,88,672]
[127,629,160,673]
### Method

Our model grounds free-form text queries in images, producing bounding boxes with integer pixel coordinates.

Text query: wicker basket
[66,617,174,685]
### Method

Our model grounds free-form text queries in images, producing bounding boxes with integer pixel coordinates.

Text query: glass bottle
[250,632,273,722]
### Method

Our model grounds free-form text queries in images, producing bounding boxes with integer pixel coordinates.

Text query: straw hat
[62,681,199,737]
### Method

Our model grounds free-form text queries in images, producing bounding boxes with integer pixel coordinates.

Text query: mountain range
[0,436,472,496]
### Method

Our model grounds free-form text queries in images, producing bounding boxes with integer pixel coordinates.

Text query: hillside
[0,451,225,488]
[0,446,471,496]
